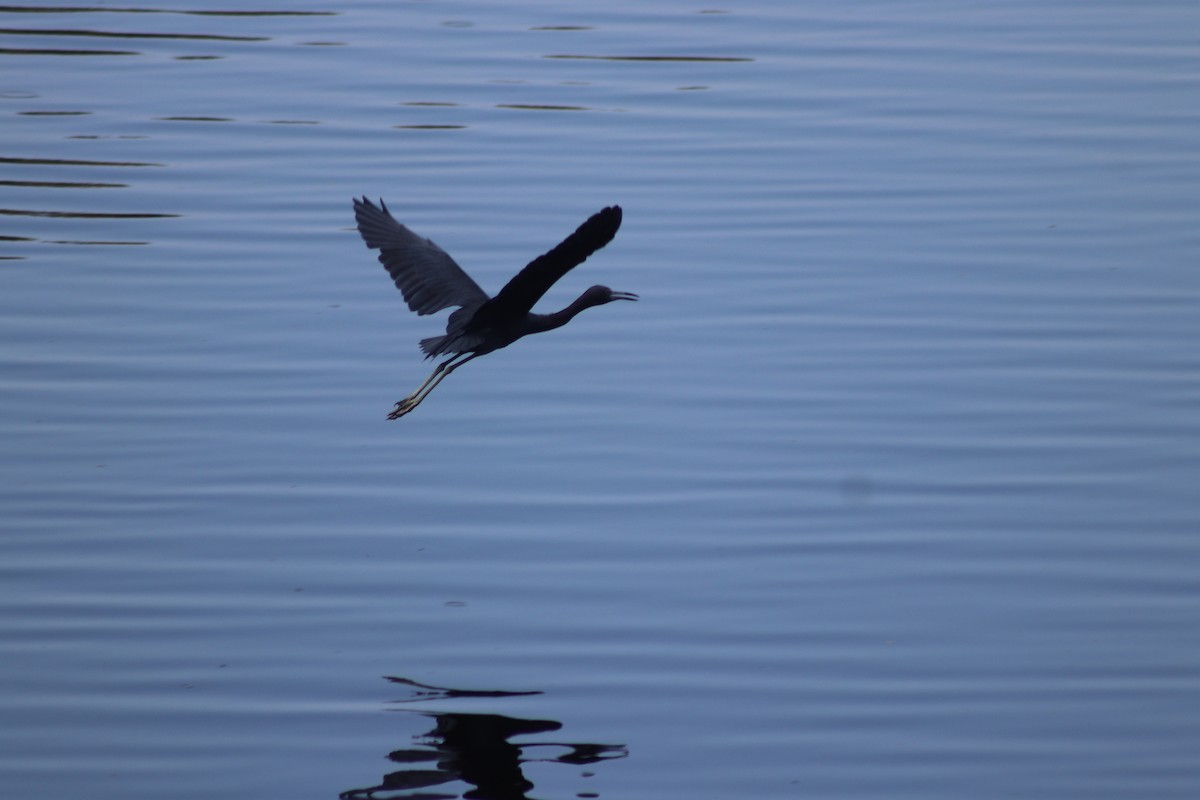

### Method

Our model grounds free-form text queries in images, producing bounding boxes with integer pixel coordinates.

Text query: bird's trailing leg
[388,352,478,419]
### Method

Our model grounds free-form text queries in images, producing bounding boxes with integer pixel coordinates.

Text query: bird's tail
[419,334,449,358]
[418,305,484,359]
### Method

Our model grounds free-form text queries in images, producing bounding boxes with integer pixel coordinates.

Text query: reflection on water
[543,54,752,62]
[342,679,627,800]
[495,104,589,112]
[0,26,270,42]
[3,2,1200,799]
[2,6,337,258]
[0,44,139,56]
[0,208,176,218]
[384,677,543,702]
[0,6,334,17]
[0,179,127,187]
[0,156,161,166]
[1,3,757,257]
[394,124,468,131]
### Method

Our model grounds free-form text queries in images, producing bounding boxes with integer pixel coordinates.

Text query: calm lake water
[3,2,1199,798]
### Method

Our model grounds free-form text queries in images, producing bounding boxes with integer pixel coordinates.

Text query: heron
[353,198,637,419]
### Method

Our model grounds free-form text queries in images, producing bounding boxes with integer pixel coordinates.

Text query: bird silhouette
[353,198,636,419]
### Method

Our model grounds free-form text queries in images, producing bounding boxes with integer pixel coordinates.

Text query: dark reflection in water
[384,677,543,702]
[0,179,126,187]
[496,104,589,112]
[0,155,162,168]
[0,26,268,42]
[0,5,344,257]
[0,46,137,55]
[0,6,334,18]
[341,678,627,800]
[0,207,177,218]
[544,54,752,62]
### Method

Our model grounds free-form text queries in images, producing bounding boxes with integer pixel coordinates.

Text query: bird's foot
[387,398,418,420]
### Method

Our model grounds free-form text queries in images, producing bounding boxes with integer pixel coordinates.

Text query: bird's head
[582,285,639,307]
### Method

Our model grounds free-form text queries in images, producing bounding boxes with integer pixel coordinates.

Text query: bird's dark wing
[476,205,622,323]
[353,197,489,315]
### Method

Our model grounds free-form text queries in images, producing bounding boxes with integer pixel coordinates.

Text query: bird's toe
[387,399,416,420]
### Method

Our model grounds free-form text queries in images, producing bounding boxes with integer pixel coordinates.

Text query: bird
[353,198,637,419]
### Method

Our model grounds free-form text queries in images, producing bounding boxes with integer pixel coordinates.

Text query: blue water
[3,2,1199,798]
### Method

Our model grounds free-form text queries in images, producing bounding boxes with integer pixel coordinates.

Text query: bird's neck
[527,294,597,335]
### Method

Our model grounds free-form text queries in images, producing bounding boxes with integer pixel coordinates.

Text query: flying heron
[353,198,637,419]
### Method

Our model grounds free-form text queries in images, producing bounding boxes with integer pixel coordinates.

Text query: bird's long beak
[611,291,639,302]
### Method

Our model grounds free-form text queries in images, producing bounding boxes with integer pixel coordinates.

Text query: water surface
[2,2,1199,798]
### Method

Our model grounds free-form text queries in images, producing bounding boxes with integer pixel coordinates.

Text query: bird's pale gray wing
[353,197,489,315]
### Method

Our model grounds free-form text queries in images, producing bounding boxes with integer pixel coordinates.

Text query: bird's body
[353,198,636,418]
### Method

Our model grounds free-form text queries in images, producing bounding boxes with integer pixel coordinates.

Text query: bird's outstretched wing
[476,205,622,324]
[353,197,489,315]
